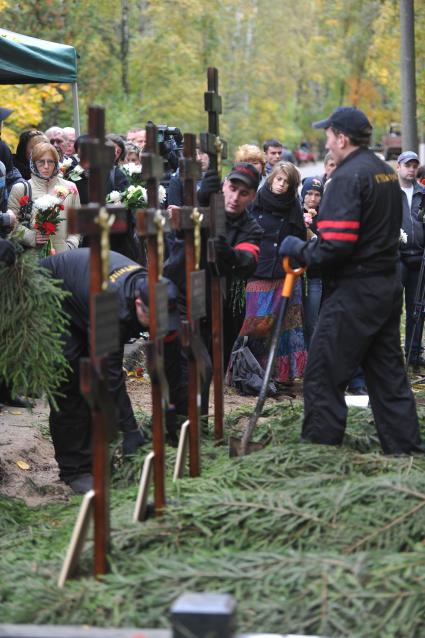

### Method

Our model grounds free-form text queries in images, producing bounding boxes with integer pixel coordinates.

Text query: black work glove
[197,170,221,206]
[0,239,16,266]
[213,234,237,268]
[279,236,307,267]
[122,428,145,456]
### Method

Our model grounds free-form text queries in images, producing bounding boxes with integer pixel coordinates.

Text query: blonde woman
[8,142,80,253]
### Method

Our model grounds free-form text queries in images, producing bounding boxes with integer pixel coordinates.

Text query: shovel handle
[282,257,306,298]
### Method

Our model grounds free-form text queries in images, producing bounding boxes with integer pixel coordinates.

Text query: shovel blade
[228,434,272,457]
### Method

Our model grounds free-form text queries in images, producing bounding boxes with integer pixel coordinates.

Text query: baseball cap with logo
[312,106,372,137]
[227,162,260,190]
[135,277,181,332]
[397,151,419,165]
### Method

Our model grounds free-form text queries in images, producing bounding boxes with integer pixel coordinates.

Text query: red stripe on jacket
[317,220,360,229]
[234,242,260,261]
[321,232,358,242]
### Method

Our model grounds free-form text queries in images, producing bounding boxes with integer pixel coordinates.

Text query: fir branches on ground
[3,403,425,636]
[0,251,71,408]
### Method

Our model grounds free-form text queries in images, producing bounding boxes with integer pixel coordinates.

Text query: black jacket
[40,249,146,432]
[163,209,263,298]
[298,147,402,278]
[399,181,425,267]
[251,184,306,279]
[41,249,145,358]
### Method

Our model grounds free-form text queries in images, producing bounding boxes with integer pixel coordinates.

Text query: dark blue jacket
[251,185,306,279]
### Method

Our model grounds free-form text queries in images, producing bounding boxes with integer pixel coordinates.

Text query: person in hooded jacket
[8,142,80,253]
[232,160,307,386]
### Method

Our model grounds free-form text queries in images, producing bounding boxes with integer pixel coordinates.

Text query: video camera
[156,125,183,173]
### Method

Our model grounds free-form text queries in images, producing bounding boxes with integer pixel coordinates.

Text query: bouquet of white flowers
[121,162,144,186]
[107,184,166,210]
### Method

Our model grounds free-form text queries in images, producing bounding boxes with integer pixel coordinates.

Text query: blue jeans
[399,261,424,362]
[303,277,322,349]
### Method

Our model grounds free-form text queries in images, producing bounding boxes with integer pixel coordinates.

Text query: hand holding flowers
[303,208,317,228]
[31,184,76,257]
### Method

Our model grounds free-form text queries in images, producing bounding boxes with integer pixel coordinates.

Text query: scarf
[254,183,297,216]
[29,156,60,181]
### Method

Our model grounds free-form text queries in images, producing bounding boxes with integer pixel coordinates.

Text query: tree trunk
[121,0,130,97]
[400,0,418,152]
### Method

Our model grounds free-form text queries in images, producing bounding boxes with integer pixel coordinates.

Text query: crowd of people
[1,104,425,492]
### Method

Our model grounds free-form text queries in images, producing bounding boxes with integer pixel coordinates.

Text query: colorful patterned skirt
[237,277,307,382]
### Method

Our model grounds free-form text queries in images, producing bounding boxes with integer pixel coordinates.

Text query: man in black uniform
[41,248,180,492]
[280,106,423,455]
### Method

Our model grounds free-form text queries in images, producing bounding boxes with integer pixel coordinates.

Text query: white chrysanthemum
[107,190,122,204]
[400,229,408,244]
[33,195,61,211]
[127,185,137,194]
[60,157,73,169]
[123,162,142,176]
[158,185,166,204]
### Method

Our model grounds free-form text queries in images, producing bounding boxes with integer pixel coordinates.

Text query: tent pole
[72,83,81,136]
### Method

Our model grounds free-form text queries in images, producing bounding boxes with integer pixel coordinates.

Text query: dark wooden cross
[171,133,206,477]
[68,106,128,576]
[200,67,227,441]
[135,122,169,515]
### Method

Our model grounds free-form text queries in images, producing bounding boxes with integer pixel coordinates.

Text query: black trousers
[164,335,212,417]
[303,274,424,454]
[49,359,92,481]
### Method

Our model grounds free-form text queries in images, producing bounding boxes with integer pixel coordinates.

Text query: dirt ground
[0,370,296,507]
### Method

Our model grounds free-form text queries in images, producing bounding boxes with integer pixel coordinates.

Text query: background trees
[1,0,423,155]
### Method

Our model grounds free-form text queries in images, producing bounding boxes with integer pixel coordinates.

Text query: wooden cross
[135,122,170,516]
[67,106,128,576]
[171,133,206,477]
[200,67,227,441]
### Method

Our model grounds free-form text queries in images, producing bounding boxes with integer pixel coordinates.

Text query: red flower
[59,204,64,210]
[19,195,29,206]
[33,222,39,230]
[42,221,57,235]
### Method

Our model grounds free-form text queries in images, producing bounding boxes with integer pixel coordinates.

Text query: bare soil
[0,374,299,507]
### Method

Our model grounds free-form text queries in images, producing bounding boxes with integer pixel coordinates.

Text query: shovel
[229,257,305,457]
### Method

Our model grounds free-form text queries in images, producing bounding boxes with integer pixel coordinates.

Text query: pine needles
[2,403,425,636]
[0,251,71,408]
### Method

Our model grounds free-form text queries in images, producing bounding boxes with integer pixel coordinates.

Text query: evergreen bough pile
[2,403,425,637]
[0,251,70,408]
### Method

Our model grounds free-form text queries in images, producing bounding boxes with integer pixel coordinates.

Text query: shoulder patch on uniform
[374,173,398,184]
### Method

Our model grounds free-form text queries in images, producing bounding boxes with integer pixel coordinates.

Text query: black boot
[165,408,179,448]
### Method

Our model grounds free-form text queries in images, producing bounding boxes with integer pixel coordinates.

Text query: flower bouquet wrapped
[32,185,76,257]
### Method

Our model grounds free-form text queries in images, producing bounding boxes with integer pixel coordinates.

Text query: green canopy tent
[0,28,80,134]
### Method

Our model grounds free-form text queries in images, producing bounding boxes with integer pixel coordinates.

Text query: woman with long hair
[230,161,307,387]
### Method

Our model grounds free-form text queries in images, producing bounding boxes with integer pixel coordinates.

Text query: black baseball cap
[135,277,181,332]
[0,108,13,123]
[312,106,372,136]
[227,162,260,190]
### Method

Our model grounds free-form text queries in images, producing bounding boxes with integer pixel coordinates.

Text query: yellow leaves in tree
[2,84,66,151]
